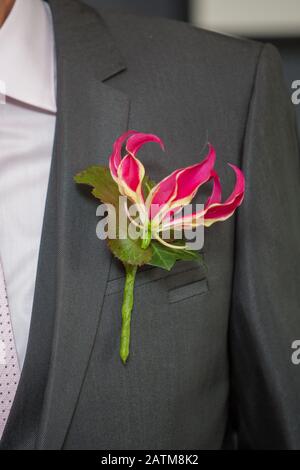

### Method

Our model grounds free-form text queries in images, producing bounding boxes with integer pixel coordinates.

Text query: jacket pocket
[106,260,209,302]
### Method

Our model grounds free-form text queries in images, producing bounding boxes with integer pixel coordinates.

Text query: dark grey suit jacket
[3,0,300,450]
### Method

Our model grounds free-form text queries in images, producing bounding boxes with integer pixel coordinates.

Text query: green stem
[141,223,152,250]
[120,264,137,364]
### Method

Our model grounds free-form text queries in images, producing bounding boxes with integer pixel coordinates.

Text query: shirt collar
[0,0,56,112]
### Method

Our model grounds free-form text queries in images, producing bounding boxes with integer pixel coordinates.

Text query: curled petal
[162,165,244,231]
[117,154,145,203]
[172,144,216,207]
[204,164,245,226]
[146,169,182,219]
[109,130,137,179]
[147,144,216,221]
[126,133,165,156]
[205,170,222,208]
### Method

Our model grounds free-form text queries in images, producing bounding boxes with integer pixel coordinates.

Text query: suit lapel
[37,0,130,449]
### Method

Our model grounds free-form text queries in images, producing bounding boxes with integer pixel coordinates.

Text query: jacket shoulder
[101,10,264,71]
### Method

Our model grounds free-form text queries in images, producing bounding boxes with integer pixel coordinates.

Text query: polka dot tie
[0,260,20,440]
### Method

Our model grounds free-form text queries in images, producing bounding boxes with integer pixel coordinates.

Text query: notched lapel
[37,0,130,449]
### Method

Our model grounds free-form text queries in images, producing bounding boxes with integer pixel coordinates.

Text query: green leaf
[149,243,177,271]
[74,166,120,206]
[107,237,152,267]
[75,166,154,267]
[149,241,204,271]
[173,247,204,263]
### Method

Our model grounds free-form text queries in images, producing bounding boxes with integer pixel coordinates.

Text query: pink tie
[0,260,20,440]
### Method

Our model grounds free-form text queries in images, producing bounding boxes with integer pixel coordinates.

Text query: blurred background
[83,0,300,135]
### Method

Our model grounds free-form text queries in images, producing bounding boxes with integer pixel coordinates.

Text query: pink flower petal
[148,144,216,221]
[204,164,245,226]
[118,154,145,202]
[147,169,182,219]
[172,144,216,205]
[162,165,244,230]
[224,164,245,204]
[161,206,205,231]
[109,130,137,178]
[126,133,165,156]
[204,170,222,208]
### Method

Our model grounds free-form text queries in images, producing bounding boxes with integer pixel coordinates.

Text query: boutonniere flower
[74,131,245,364]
